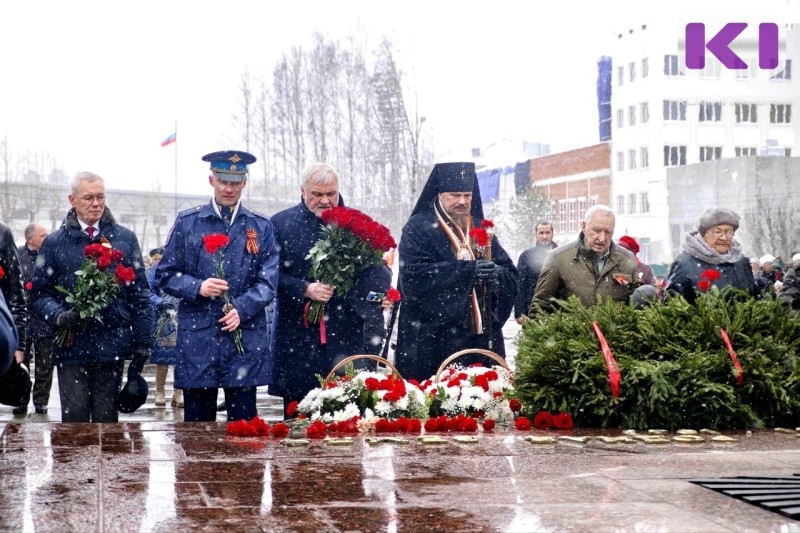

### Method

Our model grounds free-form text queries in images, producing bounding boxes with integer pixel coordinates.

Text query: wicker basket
[323,354,403,386]
[434,349,510,384]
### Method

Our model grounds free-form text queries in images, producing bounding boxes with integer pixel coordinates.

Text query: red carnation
[306,420,327,439]
[701,269,721,281]
[271,422,290,438]
[249,416,271,437]
[483,418,496,432]
[114,265,137,285]
[552,412,574,430]
[470,228,489,247]
[533,411,554,430]
[286,401,299,417]
[202,233,229,255]
[514,417,532,430]
[509,398,522,413]
[481,219,494,228]
[109,249,124,263]
[386,288,401,303]
[25,281,32,291]
[697,280,711,292]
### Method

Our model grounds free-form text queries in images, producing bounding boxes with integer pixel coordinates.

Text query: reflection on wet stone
[2,422,800,531]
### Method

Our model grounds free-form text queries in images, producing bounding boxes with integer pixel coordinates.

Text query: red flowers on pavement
[514,417,531,430]
[532,410,574,430]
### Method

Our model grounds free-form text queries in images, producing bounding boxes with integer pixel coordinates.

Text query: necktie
[86,226,95,239]
[219,205,233,228]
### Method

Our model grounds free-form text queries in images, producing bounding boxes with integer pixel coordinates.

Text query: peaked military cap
[202,150,257,182]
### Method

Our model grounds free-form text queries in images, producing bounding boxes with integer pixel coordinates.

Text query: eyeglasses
[79,195,106,203]
[709,228,735,238]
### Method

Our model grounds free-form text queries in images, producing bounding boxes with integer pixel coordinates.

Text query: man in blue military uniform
[156,150,279,422]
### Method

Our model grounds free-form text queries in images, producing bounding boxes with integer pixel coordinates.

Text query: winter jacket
[145,265,179,365]
[665,232,757,305]
[269,200,392,401]
[514,242,557,318]
[531,235,638,314]
[18,244,51,338]
[155,201,278,389]
[32,208,152,365]
[0,223,26,352]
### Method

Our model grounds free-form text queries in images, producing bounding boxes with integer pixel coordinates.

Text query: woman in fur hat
[665,207,758,304]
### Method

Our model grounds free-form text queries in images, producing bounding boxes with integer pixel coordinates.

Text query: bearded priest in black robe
[395,162,518,381]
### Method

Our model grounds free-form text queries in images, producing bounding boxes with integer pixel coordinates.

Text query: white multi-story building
[609,21,799,263]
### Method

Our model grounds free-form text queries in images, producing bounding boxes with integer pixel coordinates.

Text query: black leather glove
[55,310,80,329]
[476,259,497,280]
[129,346,150,376]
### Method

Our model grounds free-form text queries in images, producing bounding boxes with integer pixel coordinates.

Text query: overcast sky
[0,0,794,196]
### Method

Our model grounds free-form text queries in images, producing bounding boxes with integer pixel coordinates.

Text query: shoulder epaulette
[176,205,204,219]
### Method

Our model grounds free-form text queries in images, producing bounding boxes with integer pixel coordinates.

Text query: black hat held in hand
[117,369,149,413]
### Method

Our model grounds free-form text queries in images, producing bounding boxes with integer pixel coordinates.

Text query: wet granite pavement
[1,422,800,532]
[3,322,800,531]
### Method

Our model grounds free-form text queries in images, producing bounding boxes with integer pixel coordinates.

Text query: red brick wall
[531,143,611,180]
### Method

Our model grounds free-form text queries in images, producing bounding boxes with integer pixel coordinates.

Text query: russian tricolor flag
[160,132,176,147]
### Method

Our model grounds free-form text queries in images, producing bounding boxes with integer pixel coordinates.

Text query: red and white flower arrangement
[296,367,428,425]
[417,363,518,424]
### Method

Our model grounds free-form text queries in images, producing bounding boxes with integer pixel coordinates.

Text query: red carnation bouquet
[54,238,136,346]
[202,233,244,354]
[305,206,396,325]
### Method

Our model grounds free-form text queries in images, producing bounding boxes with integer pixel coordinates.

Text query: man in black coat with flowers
[395,162,518,382]
[270,162,392,418]
[32,171,152,423]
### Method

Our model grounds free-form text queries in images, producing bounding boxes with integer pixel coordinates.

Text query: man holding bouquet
[270,162,392,418]
[156,150,279,422]
[395,162,518,381]
[32,172,152,422]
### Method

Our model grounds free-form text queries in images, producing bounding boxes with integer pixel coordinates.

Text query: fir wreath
[514,288,800,430]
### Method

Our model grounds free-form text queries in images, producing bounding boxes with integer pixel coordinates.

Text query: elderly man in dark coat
[395,162,518,382]
[270,162,392,418]
[157,150,279,422]
[32,171,152,423]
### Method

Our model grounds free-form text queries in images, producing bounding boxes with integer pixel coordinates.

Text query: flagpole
[173,120,178,216]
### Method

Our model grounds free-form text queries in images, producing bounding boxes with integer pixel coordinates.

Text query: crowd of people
[0,151,795,423]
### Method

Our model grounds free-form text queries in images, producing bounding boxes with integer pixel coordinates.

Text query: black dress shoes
[12,405,28,415]
[34,405,48,414]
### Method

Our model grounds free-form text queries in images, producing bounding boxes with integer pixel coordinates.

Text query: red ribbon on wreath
[719,328,744,387]
[591,321,620,399]
[304,301,327,345]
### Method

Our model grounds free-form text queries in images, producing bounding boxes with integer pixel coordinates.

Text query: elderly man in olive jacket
[529,205,639,316]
